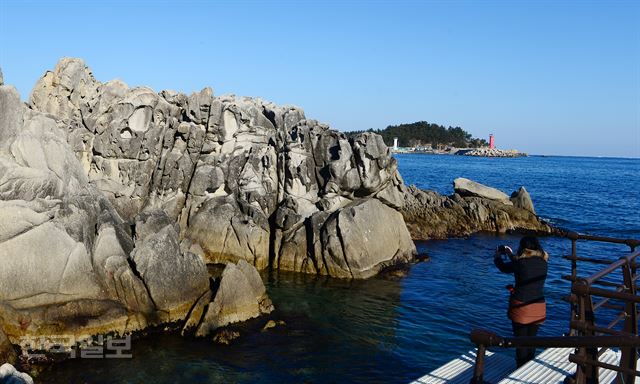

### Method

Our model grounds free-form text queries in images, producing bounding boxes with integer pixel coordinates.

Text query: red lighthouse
[489,134,495,149]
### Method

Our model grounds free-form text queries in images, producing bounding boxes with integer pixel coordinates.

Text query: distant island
[345,121,527,157]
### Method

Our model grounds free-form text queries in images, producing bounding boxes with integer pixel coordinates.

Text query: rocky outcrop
[1,83,144,343]
[195,260,273,337]
[454,177,511,203]
[0,77,271,353]
[27,58,416,277]
[0,363,33,384]
[0,58,416,358]
[402,181,554,240]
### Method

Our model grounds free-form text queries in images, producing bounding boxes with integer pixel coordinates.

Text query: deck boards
[412,347,638,384]
[411,350,514,384]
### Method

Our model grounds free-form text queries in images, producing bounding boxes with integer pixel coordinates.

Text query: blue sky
[1,0,638,157]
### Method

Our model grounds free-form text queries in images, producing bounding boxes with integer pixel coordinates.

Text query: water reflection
[43,270,408,383]
[41,234,635,383]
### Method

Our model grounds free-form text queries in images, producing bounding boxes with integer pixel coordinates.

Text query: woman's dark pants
[512,322,540,367]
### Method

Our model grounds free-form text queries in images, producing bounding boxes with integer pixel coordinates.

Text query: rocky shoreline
[402,178,555,240]
[0,58,555,380]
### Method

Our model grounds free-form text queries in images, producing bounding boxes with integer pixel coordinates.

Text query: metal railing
[470,233,640,384]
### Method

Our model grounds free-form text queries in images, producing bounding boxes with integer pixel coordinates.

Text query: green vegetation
[346,121,488,148]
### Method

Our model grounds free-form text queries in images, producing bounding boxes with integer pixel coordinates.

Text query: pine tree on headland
[346,121,487,148]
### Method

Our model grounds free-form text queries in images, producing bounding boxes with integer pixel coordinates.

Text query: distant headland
[394,146,528,157]
[345,122,527,158]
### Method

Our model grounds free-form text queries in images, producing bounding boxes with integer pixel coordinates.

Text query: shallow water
[43,154,640,383]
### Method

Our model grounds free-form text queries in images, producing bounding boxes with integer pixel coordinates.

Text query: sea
[44,154,640,383]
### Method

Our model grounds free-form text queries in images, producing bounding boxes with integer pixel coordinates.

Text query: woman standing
[494,236,549,367]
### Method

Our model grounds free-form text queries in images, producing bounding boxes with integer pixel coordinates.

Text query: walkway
[412,347,635,384]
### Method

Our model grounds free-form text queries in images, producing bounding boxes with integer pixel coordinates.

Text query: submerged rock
[261,319,286,332]
[212,329,240,345]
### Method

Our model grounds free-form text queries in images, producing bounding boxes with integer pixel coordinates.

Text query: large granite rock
[1,84,139,343]
[0,79,258,350]
[28,58,416,277]
[0,58,418,358]
[319,199,415,278]
[402,183,554,240]
[453,177,511,203]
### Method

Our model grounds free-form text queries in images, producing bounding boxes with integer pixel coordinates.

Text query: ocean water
[43,155,639,383]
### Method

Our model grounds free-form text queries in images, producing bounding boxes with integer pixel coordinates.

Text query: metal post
[572,239,578,278]
[570,239,578,336]
[574,281,599,384]
[619,262,638,384]
[470,344,486,384]
[583,294,599,384]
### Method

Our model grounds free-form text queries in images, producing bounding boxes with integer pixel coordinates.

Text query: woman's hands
[494,245,516,273]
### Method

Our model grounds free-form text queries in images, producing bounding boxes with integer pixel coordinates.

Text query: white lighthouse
[393,137,399,151]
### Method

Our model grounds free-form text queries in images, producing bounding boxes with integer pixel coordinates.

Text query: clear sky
[1,0,638,157]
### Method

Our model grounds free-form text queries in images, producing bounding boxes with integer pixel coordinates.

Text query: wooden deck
[411,347,638,384]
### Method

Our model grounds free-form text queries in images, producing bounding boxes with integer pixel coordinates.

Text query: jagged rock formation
[0,76,270,352]
[0,58,417,357]
[28,58,416,278]
[402,182,554,240]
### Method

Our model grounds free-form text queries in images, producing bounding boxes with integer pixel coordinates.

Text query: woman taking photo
[494,236,549,367]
